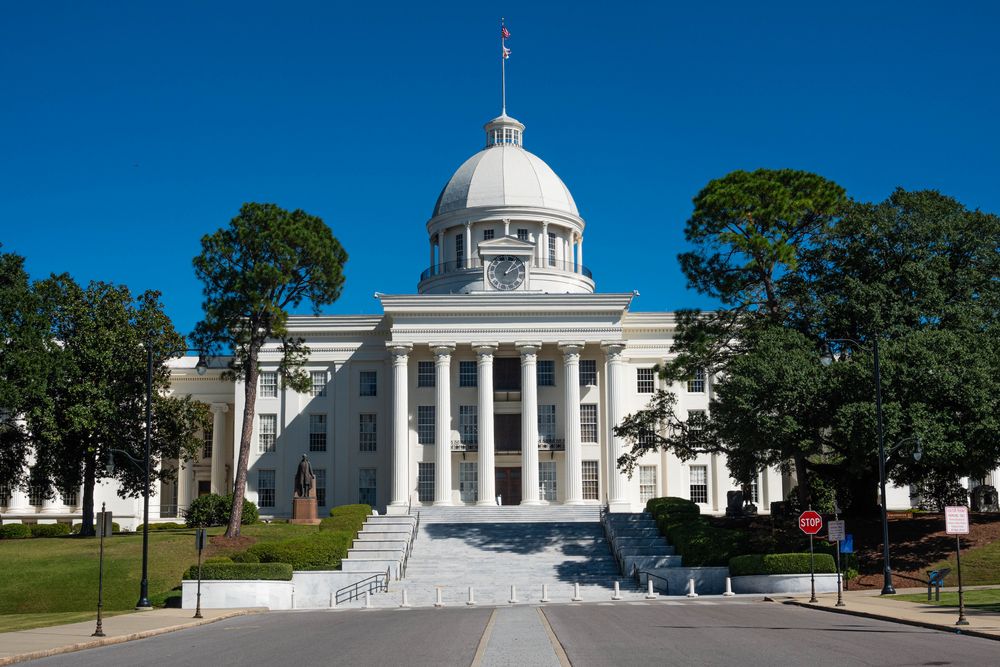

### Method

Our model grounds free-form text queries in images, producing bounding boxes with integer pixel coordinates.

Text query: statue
[295,454,315,498]
[971,485,999,513]
[725,490,745,517]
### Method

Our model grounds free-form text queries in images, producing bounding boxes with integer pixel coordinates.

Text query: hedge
[135,522,187,532]
[230,550,261,564]
[644,496,745,567]
[0,524,32,539]
[182,562,293,581]
[30,523,71,538]
[71,522,121,535]
[729,553,837,576]
[319,504,372,536]
[248,531,353,570]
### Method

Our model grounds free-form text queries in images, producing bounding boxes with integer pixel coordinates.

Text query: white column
[41,486,64,514]
[560,342,585,504]
[503,218,511,237]
[541,222,549,267]
[603,341,630,512]
[464,222,473,269]
[8,484,32,513]
[475,343,498,505]
[578,235,584,274]
[388,344,412,512]
[436,233,444,272]
[518,342,542,505]
[432,343,455,505]
[177,460,192,516]
[210,403,229,494]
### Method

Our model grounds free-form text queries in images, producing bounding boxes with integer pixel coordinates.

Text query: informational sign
[798,510,823,535]
[945,506,970,535]
[840,534,854,553]
[96,511,113,538]
[827,520,846,542]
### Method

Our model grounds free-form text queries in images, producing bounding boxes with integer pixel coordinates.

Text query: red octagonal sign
[799,510,823,535]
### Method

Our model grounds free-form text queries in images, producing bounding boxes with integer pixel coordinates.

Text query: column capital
[387,342,413,358]
[601,341,627,361]
[515,341,543,355]
[210,403,229,414]
[558,341,586,355]
[472,342,499,356]
[464,221,472,229]
[429,342,456,357]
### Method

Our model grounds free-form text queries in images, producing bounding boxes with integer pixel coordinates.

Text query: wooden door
[494,413,522,453]
[495,467,522,505]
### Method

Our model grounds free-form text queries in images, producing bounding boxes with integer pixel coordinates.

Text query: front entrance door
[495,467,522,505]
[494,414,522,454]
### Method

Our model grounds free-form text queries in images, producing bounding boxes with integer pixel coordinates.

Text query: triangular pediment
[477,236,536,257]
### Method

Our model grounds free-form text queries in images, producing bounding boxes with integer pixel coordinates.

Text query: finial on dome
[484,114,525,148]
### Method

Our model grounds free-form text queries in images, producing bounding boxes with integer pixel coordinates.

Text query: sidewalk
[0,608,265,666]
[777,586,1000,641]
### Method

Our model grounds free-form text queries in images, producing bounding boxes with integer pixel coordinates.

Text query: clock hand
[504,262,516,275]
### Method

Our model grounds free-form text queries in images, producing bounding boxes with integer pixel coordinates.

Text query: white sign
[827,520,846,542]
[945,506,969,535]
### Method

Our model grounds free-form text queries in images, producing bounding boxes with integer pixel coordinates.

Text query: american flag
[501,25,510,39]
[502,46,511,59]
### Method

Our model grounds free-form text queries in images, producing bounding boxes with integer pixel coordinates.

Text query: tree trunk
[225,350,259,538]
[793,452,810,508]
[79,450,96,537]
[845,467,880,518]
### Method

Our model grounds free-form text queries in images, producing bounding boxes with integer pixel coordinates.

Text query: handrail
[631,564,670,594]
[334,568,389,606]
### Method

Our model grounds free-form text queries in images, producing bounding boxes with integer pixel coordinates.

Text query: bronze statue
[295,454,315,498]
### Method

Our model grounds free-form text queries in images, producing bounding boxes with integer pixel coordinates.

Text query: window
[418,462,435,502]
[582,460,599,500]
[637,368,655,393]
[483,229,494,241]
[690,465,708,504]
[580,360,597,386]
[537,360,555,386]
[581,404,598,442]
[418,406,435,444]
[314,469,326,507]
[638,426,658,447]
[359,413,377,452]
[359,371,377,397]
[28,485,44,507]
[548,232,556,266]
[417,361,435,387]
[258,470,275,508]
[311,371,327,397]
[460,461,478,503]
[517,228,528,241]
[202,425,213,459]
[539,461,557,501]
[258,414,277,453]
[455,233,464,266]
[61,486,78,508]
[309,414,327,452]
[359,468,376,506]
[260,371,278,398]
[748,476,759,504]
[687,368,706,393]
[459,405,477,445]
[0,484,8,506]
[687,409,706,431]
[459,361,477,387]
[640,466,657,504]
[538,405,556,442]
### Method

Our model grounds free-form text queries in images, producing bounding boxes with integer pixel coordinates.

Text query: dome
[432,115,578,218]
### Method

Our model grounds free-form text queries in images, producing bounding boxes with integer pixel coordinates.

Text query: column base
[563,499,586,505]
[608,500,633,513]
[385,504,410,516]
[520,499,543,506]
[433,500,453,506]
[477,499,499,506]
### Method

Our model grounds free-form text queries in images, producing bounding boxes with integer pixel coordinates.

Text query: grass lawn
[0,610,133,633]
[895,588,1000,613]
[923,538,1000,587]
[0,522,319,630]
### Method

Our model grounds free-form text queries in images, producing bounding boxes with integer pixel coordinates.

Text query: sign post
[828,519,846,607]
[799,510,823,603]
[92,503,111,637]
[194,528,207,619]
[945,506,970,626]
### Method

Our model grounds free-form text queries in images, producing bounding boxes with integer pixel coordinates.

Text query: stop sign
[799,510,823,535]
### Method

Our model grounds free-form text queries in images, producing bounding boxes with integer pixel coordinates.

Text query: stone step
[356,531,412,541]
[414,505,601,524]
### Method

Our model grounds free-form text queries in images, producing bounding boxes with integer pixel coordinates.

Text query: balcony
[419,257,593,281]
[449,439,565,453]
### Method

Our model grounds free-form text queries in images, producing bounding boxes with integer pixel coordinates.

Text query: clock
[487,255,526,291]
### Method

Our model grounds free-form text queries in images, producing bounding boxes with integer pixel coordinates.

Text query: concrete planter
[730,573,840,595]
[181,570,391,610]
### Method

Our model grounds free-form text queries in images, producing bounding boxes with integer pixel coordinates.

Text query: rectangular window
[548,232,556,266]
[539,461,557,501]
[483,229,494,241]
[455,233,464,266]
[517,228,528,241]
[418,462,435,502]
[61,487,79,508]
[202,425,213,459]
[28,485,44,507]
[311,371,327,397]
[459,405,478,445]
[580,404,598,442]
[579,360,597,386]
[687,368,706,393]
[640,465,657,504]
[359,468,376,507]
[537,360,555,386]
[582,460,599,500]
[748,476,759,504]
[690,465,708,504]
[258,414,277,453]
[637,368,655,393]
[459,360,477,387]
[0,484,9,506]
[687,409,706,431]
[417,361,435,387]
[359,413,377,452]
[260,371,278,398]
[258,469,275,508]
[638,425,658,447]
[314,469,327,507]
[308,414,327,452]
[418,406,435,445]
[359,371,377,397]
[538,404,556,442]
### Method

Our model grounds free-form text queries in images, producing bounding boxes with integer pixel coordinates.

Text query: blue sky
[2,2,998,337]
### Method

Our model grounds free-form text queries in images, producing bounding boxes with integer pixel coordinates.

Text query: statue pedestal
[290,497,321,525]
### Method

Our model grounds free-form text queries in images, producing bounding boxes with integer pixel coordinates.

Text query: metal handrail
[632,565,670,594]
[334,568,390,606]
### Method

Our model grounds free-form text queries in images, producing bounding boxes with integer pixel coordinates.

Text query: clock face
[487,255,526,291]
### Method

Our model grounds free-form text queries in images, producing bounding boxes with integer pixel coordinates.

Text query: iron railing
[334,568,390,606]
[450,439,565,452]
[632,564,670,595]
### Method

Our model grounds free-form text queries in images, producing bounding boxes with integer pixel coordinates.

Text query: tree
[192,203,348,538]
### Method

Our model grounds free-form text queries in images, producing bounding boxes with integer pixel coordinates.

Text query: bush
[644,496,744,566]
[204,556,233,564]
[136,522,187,532]
[729,553,837,576]
[320,504,371,536]
[328,503,372,519]
[71,521,121,535]
[248,532,352,570]
[182,562,293,581]
[29,523,71,538]
[0,524,32,539]
[184,493,258,527]
[230,550,261,564]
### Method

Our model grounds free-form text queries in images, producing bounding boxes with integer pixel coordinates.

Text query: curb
[775,598,1000,643]
[0,608,266,666]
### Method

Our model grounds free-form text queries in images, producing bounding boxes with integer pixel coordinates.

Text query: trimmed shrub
[182,562,293,581]
[328,503,372,519]
[205,556,234,564]
[184,493,258,527]
[0,524,32,539]
[71,521,121,535]
[136,522,187,532]
[729,553,836,576]
[29,523,71,538]
[230,550,261,564]
[644,496,743,566]
[248,531,352,570]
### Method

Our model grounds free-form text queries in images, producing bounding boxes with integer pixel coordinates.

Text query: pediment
[477,236,536,257]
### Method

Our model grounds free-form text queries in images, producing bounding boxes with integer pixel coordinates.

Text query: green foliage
[785,476,838,515]
[645,497,744,566]
[320,504,371,536]
[184,493,258,527]
[230,550,260,564]
[204,556,233,564]
[136,522,187,532]
[29,524,71,538]
[729,552,836,576]
[71,521,120,535]
[182,562,293,581]
[247,531,352,571]
[0,524,32,539]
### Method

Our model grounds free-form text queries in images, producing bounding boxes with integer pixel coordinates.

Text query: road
[27,601,999,667]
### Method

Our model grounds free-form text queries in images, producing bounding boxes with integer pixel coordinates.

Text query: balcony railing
[450,439,565,452]
[420,257,593,281]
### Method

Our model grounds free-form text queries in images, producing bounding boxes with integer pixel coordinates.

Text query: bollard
[364,591,372,609]
[645,579,657,600]
[330,592,335,608]
[723,577,735,597]
[541,584,550,603]
[467,586,476,606]
[572,582,583,602]
[612,581,623,601]
[509,585,519,604]
[400,587,410,608]
[434,587,444,608]
[687,578,698,598]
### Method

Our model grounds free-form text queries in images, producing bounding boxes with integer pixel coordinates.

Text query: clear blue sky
[3,2,998,337]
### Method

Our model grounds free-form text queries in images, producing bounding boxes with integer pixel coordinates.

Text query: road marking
[470,608,497,667]
[537,607,572,667]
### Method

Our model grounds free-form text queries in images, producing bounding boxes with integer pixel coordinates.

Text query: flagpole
[501,17,506,115]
